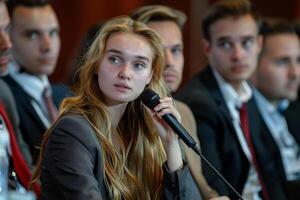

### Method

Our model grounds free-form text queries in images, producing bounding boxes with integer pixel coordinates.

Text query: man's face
[203,14,262,89]
[148,21,184,92]
[0,2,12,76]
[10,5,60,76]
[254,34,300,102]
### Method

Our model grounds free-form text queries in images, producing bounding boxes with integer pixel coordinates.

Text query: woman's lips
[114,83,131,92]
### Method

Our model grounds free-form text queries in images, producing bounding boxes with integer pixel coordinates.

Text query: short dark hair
[130,5,186,30]
[7,0,50,16]
[293,21,300,38]
[202,0,260,41]
[260,18,297,37]
[259,18,298,54]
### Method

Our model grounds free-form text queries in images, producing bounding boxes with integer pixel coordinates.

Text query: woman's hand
[146,97,183,171]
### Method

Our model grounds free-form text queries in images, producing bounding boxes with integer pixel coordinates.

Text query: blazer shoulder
[0,79,12,103]
[0,79,17,116]
[53,114,98,147]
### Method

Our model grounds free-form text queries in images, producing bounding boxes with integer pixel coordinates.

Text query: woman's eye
[109,56,121,65]
[134,63,146,70]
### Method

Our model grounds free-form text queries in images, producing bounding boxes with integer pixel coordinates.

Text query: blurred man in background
[177,0,286,199]
[4,0,69,164]
[252,18,300,199]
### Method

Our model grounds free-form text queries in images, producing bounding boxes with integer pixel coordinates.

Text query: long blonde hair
[32,16,169,200]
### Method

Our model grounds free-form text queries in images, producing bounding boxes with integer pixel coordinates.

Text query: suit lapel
[248,97,287,182]
[3,75,48,129]
[199,67,235,131]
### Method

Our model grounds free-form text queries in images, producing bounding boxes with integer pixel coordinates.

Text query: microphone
[140,88,198,150]
[140,88,244,200]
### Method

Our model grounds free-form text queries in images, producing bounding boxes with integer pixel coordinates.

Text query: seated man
[0,0,39,195]
[177,0,286,199]
[4,0,70,163]
[251,18,300,199]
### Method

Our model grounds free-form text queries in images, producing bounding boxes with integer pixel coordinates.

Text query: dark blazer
[250,96,300,200]
[40,114,202,200]
[283,95,300,200]
[0,78,32,167]
[285,101,300,144]
[3,75,71,163]
[176,66,287,200]
[247,97,288,199]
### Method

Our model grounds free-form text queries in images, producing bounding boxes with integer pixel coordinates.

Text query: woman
[31,16,201,200]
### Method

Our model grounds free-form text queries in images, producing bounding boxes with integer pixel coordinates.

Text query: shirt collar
[8,61,51,103]
[212,68,252,108]
[253,88,289,115]
[278,99,289,114]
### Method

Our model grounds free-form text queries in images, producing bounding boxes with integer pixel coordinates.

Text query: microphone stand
[190,144,244,200]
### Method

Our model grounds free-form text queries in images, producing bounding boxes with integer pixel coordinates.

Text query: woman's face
[98,32,154,106]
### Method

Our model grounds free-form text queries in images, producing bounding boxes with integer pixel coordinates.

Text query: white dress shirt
[253,89,300,181]
[0,115,11,156]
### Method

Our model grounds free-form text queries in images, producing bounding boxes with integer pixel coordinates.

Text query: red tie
[43,87,58,122]
[239,103,270,200]
[0,101,41,197]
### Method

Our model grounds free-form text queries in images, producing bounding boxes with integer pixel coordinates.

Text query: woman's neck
[107,103,127,150]
[107,103,127,129]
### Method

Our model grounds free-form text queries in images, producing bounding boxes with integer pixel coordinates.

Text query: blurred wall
[50,0,300,88]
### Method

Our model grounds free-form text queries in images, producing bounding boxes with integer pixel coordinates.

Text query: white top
[253,89,300,180]
[0,115,11,156]
[213,69,262,200]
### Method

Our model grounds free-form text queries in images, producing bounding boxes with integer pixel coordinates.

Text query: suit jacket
[250,96,300,200]
[0,101,41,196]
[247,97,288,199]
[3,75,71,163]
[40,113,202,200]
[0,79,32,167]
[176,66,287,200]
[285,101,300,143]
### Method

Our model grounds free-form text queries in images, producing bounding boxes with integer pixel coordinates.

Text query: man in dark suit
[3,0,70,164]
[0,0,40,195]
[177,0,287,199]
[251,18,300,199]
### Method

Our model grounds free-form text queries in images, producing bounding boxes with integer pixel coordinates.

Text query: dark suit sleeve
[43,116,103,200]
[0,80,33,167]
[176,85,231,196]
[163,161,203,200]
[188,101,229,195]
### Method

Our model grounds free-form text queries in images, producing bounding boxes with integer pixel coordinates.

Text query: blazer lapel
[199,67,235,131]
[3,75,48,129]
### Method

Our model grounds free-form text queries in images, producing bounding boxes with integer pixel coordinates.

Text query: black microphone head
[140,89,160,110]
